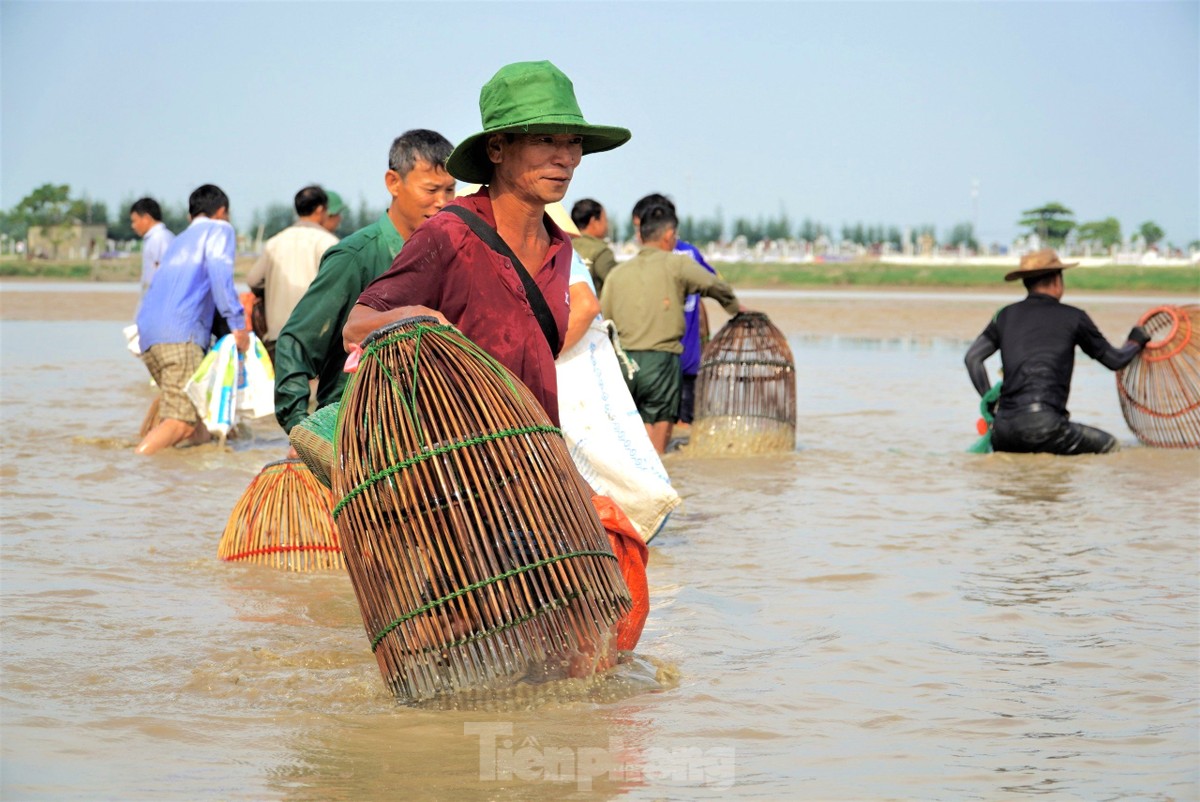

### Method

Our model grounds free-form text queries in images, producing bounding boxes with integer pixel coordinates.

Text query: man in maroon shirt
[343,60,630,424]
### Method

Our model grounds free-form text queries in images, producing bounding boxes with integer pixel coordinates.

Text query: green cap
[446,60,631,185]
[325,190,346,217]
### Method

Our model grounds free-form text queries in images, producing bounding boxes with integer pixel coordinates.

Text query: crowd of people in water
[130,59,1152,463]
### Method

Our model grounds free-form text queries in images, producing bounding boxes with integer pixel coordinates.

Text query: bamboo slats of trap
[218,459,344,571]
[333,317,631,702]
[290,402,341,489]
[691,311,797,455]
[1116,304,1200,448]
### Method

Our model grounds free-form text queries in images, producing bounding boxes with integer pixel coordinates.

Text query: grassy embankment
[2,255,1197,294]
[713,261,1200,294]
[0,255,261,282]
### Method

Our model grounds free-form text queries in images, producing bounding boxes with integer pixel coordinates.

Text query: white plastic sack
[184,333,275,439]
[240,336,276,419]
[123,324,141,356]
[556,319,681,543]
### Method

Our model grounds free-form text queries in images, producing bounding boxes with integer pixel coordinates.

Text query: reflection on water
[2,315,1197,801]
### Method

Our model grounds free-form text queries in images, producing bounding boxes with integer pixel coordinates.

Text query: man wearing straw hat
[344,60,630,426]
[963,248,1151,454]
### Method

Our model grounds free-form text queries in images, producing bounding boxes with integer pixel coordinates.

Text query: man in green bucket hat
[442,60,630,184]
[344,60,630,425]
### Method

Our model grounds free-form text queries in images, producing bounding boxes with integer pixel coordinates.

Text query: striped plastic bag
[185,334,274,439]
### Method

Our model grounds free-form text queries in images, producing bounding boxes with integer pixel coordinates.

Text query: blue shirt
[568,247,596,293]
[140,222,175,292]
[675,240,717,375]
[136,217,245,350]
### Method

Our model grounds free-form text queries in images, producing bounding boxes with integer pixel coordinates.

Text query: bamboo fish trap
[290,402,341,489]
[1116,304,1200,448]
[217,459,344,571]
[333,317,632,702]
[691,311,797,455]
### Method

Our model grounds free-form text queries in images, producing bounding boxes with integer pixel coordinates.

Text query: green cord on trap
[332,424,562,520]
[369,550,615,651]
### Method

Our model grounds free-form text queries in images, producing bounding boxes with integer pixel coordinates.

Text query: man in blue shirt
[135,184,247,455]
[631,193,717,428]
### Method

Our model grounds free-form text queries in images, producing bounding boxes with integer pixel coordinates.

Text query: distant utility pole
[970,178,980,242]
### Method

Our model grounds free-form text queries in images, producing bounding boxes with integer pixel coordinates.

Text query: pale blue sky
[2,1,1197,245]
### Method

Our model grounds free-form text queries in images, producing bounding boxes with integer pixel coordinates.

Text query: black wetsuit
[964,292,1143,455]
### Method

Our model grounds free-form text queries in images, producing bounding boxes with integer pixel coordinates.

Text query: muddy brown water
[2,283,1197,801]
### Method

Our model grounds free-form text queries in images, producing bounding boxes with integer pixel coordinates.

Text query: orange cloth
[239,292,257,332]
[592,494,649,651]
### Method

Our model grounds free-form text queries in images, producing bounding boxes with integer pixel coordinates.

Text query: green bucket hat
[324,190,346,217]
[446,60,631,185]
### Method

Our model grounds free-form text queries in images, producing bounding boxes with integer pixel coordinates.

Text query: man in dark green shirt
[273,129,456,434]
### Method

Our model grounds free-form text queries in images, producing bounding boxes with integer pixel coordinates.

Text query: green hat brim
[446,123,631,185]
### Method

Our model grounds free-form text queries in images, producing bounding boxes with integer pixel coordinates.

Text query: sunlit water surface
[1,300,1197,801]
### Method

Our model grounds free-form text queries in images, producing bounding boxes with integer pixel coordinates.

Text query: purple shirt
[136,217,245,350]
[676,240,716,375]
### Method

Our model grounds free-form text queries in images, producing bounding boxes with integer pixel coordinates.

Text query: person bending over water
[963,249,1149,455]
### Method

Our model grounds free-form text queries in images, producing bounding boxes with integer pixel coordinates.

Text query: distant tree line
[0,184,1190,254]
[626,211,950,250]
[1020,202,1168,250]
[0,183,384,249]
[245,199,382,241]
[622,201,1179,252]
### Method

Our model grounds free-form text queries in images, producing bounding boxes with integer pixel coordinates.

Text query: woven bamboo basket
[691,311,796,455]
[290,402,341,489]
[217,459,344,571]
[333,317,632,702]
[1116,304,1200,448]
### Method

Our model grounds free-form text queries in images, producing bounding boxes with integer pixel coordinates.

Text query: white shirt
[140,222,175,292]
[246,220,339,341]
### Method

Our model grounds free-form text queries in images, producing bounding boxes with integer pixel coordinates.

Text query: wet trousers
[992,408,1118,455]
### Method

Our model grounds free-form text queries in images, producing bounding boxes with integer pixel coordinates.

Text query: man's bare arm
[561,282,600,353]
[342,303,449,351]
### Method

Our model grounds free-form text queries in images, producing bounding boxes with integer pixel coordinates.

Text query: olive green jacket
[571,234,618,296]
[599,246,738,353]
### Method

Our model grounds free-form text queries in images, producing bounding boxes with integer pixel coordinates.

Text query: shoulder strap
[442,205,562,356]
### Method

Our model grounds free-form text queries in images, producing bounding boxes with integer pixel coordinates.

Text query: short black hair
[130,197,162,221]
[638,201,678,243]
[1023,270,1062,291]
[188,184,229,218]
[294,185,328,217]
[571,199,604,229]
[632,193,675,223]
[389,129,453,176]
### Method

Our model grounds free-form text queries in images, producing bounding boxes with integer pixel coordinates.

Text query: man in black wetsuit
[964,249,1151,455]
